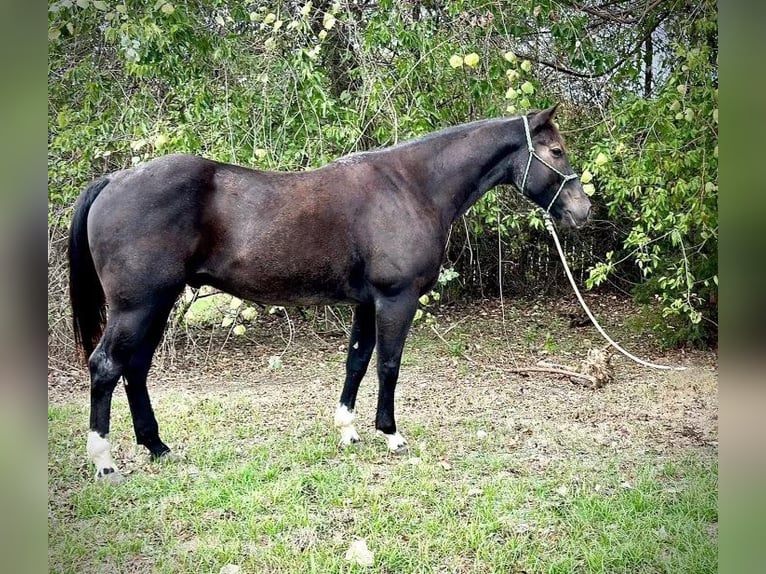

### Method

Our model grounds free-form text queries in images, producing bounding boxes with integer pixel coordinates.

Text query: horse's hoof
[338,438,360,450]
[381,431,408,454]
[96,468,125,484]
[338,429,361,449]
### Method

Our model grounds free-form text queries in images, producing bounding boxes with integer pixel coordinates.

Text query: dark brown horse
[69,105,591,481]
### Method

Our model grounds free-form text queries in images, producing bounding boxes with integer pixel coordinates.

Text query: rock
[345,538,374,567]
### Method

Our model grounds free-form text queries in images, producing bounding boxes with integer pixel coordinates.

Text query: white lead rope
[543,212,686,371]
[516,115,685,371]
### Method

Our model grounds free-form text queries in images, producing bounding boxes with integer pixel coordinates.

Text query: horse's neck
[413,120,523,225]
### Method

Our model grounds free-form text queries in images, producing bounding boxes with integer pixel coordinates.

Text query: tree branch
[570,0,665,24]
[508,366,600,386]
[513,7,666,79]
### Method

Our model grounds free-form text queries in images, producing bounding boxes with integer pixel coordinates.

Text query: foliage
[582,3,718,345]
[48,0,718,346]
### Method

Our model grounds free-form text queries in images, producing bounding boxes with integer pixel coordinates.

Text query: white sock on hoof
[381,431,407,452]
[87,431,119,479]
[334,404,360,446]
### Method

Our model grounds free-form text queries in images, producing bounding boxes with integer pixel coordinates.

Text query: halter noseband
[519,115,579,214]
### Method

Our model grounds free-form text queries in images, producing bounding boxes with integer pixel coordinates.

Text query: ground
[48,296,718,573]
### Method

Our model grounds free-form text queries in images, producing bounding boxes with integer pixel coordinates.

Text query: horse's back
[84,151,447,308]
[197,161,369,304]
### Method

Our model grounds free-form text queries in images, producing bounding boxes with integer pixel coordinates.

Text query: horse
[68,104,591,481]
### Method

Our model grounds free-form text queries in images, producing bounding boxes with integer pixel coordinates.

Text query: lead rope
[542,212,686,371]
[517,116,686,372]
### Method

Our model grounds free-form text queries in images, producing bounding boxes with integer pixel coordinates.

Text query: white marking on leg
[380,431,407,452]
[334,403,355,427]
[352,341,359,349]
[87,431,118,479]
[334,404,360,446]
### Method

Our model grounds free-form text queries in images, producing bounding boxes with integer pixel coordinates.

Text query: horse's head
[514,105,592,228]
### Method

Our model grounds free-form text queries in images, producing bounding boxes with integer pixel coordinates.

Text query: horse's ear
[530,103,559,132]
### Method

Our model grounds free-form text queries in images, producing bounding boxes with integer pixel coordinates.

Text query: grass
[49,395,717,573]
[49,298,717,572]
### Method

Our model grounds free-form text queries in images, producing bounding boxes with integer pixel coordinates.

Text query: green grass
[49,395,717,573]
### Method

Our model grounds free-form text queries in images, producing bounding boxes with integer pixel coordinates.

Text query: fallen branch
[508,365,599,386]
[510,347,614,389]
[429,323,613,389]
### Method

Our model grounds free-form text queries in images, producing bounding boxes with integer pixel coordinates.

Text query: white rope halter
[519,115,579,213]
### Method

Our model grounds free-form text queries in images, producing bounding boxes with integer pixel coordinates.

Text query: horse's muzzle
[560,200,592,229]
[554,183,592,229]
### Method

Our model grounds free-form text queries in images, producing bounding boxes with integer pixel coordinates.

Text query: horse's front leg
[335,303,376,447]
[373,292,419,454]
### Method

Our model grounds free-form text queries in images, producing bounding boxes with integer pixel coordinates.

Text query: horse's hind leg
[87,331,125,482]
[123,352,170,460]
[87,295,179,481]
[87,307,147,482]
[123,296,179,460]
[335,304,376,446]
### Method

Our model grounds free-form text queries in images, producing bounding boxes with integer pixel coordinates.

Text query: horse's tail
[68,177,110,363]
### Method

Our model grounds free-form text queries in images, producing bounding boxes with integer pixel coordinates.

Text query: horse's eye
[550,147,563,158]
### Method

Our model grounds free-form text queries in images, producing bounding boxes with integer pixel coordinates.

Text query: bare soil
[48,296,718,469]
